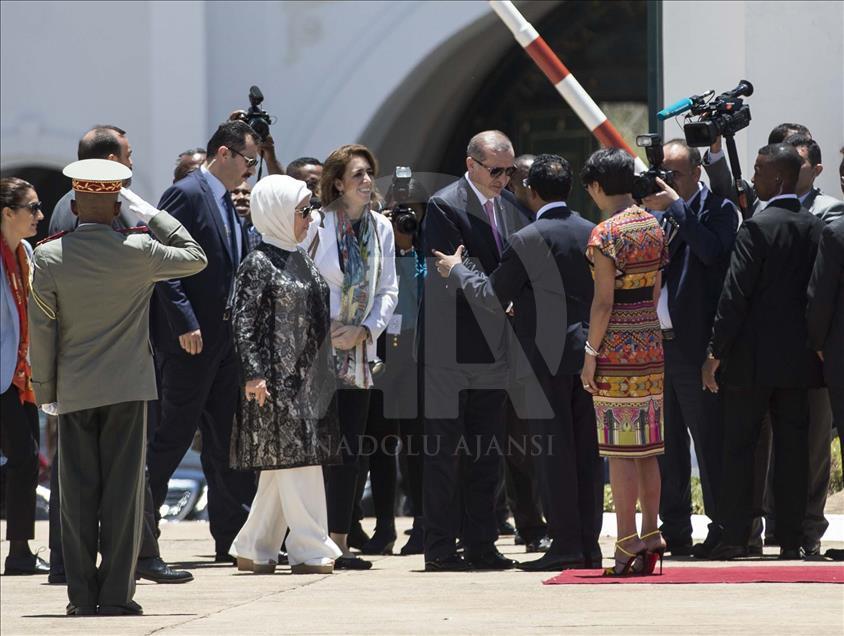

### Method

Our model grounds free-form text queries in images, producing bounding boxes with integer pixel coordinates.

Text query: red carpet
[544,565,844,585]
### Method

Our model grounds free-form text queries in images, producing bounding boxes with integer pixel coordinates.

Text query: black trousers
[324,387,371,535]
[423,365,507,561]
[59,401,146,608]
[0,387,39,541]
[496,395,546,542]
[720,386,809,549]
[48,455,160,572]
[358,388,399,532]
[148,337,256,555]
[831,386,844,456]
[532,372,602,557]
[658,342,724,545]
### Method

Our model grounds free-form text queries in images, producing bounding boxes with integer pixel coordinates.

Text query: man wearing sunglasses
[421,130,530,572]
[147,120,259,565]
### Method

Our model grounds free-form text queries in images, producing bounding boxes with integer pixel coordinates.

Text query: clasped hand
[331,321,366,351]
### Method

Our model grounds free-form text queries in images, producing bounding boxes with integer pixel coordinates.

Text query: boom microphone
[657,90,715,121]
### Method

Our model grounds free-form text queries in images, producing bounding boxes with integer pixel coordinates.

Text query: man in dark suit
[641,140,738,558]
[420,130,528,571]
[434,153,603,571]
[807,217,844,472]
[703,143,824,560]
[147,121,259,563]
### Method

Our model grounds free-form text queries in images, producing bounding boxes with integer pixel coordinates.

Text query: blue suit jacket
[151,169,246,353]
[653,186,738,365]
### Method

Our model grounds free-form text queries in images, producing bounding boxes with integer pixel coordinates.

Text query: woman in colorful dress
[580,149,669,576]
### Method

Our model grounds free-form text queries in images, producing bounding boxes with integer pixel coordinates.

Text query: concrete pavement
[2,518,843,635]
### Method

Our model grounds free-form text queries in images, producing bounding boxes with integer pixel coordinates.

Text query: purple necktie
[483,199,503,254]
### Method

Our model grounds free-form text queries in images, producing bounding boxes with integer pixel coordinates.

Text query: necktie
[223,193,240,263]
[483,199,503,254]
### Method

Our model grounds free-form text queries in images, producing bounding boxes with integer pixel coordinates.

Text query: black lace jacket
[230,244,340,470]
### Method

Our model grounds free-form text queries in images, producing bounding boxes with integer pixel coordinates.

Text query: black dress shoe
[802,542,821,557]
[746,545,763,557]
[824,548,844,561]
[497,520,516,536]
[525,536,552,553]
[4,554,50,575]
[399,528,423,556]
[136,556,193,584]
[214,553,237,565]
[707,543,747,560]
[513,531,525,546]
[425,553,470,572]
[517,552,584,572]
[48,569,67,585]
[66,603,97,616]
[348,522,371,551]
[98,600,143,616]
[465,550,517,570]
[278,551,289,566]
[665,542,693,557]
[361,529,397,555]
[334,555,372,570]
[778,547,805,560]
[692,530,722,559]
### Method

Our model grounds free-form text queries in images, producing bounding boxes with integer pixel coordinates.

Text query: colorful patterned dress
[586,206,669,458]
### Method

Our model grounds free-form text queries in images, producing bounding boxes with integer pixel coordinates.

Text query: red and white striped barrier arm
[489,1,647,172]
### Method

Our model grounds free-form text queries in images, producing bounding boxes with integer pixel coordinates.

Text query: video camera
[245,85,273,141]
[387,166,418,234]
[657,80,754,147]
[631,134,673,200]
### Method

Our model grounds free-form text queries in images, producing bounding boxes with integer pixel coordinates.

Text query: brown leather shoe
[236,557,276,574]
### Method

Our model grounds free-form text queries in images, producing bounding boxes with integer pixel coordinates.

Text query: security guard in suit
[29,159,207,616]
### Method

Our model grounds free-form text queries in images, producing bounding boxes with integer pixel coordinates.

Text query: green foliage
[603,477,705,513]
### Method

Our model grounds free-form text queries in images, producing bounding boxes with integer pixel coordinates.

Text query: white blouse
[301,209,398,360]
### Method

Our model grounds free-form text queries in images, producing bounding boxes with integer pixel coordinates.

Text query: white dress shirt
[465,172,503,235]
[534,202,567,220]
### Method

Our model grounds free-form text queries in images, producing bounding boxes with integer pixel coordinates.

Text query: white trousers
[230,465,342,566]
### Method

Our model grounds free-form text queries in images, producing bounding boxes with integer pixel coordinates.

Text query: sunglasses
[230,148,258,168]
[17,201,43,215]
[471,157,516,179]
[295,204,320,219]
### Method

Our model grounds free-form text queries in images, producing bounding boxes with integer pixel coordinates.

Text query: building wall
[662,0,844,197]
[2,1,842,199]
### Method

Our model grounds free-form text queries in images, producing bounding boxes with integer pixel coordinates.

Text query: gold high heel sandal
[641,530,666,575]
[603,533,647,577]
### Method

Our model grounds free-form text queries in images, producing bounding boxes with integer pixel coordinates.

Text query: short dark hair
[580,148,634,195]
[768,122,810,145]
[783,133,821,166]
[527,154,572,202]
[758,143,802,183]
[77,125,126,160]
[287,156,322,177]
[178,147,206,158]
[664,138,701,168]
[206,121,257,158]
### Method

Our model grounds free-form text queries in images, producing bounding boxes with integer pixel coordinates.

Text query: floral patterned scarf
[0,238,35,404]
[334,206,382,388]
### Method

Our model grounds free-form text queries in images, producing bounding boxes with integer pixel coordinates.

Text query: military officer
[28,159,207,617]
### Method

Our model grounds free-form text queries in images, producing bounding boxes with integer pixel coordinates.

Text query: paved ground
[1,518,843,635]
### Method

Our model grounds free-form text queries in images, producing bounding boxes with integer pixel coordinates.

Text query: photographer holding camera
[228,86,284,177]
[355,169,428,556]
[641,139,738,558]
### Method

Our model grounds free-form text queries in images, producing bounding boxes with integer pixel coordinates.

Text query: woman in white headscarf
[228,175,342,574]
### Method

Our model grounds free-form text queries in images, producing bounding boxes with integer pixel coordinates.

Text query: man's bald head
[77,125,133,175]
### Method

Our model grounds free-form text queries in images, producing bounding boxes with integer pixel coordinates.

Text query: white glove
[119,188,161,224]
[41,403,59,416]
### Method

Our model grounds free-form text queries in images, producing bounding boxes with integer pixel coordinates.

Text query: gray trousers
[58,401,146,608]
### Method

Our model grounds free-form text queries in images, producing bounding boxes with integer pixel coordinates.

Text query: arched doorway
[363,1,650,220]
[0,165,69,244]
